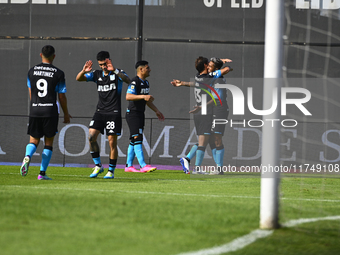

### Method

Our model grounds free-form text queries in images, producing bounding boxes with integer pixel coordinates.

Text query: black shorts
[126,110,145,138]
[89,112,122,136]
[212,104,229,136]
[27,116,59,138]
[194,114,213,136]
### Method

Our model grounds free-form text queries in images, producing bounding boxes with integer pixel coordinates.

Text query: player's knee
[132,134,143,142]
[88,133,97,143]
[215,139,223,147]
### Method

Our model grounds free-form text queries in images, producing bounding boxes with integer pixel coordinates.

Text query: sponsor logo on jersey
[97,84,116,92]
[140,88,149,94]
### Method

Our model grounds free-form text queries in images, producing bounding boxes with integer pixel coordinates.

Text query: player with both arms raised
[76,51,130,179]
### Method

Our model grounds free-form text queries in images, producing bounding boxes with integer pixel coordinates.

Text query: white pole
[260,0,284,229]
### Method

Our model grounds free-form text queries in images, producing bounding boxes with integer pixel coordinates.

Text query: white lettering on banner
[59,124,89,156]
[143,126,174,158]
[204,0,263,8]
[0,0,66,4]
[177,127,212,159]
[0,146,6,155]
[281,129,297,161]
[177,127,198,158]
[320,130,340,162]
[233,128,262,160]
[203,0,222,7]
[296,0,340,9]
[232,128,299,161]
[3,0,339,9]
[2,122,340,164]
[203,0,339,9]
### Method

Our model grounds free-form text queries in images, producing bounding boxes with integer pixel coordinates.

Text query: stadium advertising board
[0,1,339,171]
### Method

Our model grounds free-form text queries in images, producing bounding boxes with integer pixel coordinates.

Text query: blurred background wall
[1,0,340,168]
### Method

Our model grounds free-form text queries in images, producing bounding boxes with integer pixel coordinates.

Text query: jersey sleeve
[85,71,95,82]
[27,74,31,88]
[211,70,222,78]
[55,80,67,93]
[127,81,137,95]
[55,71,67,93]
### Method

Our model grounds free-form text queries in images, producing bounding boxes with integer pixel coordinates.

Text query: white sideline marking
[2,185,340,203]
[177,229,273,255]
[176,216,340,255]
[283,215,340,227]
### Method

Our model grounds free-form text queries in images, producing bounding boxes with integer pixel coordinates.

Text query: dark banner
[0,0,340,168]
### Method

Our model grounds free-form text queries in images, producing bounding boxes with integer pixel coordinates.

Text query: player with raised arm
[76,51,130,179]
[171,57,232,174]
[125,60,164,173]
[207,57,230,174]
[20,45,71,180]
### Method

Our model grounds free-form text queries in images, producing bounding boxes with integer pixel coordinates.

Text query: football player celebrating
[76,51,130,179]
[171,57,232,174]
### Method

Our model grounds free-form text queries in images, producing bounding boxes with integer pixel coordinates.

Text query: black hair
[41,45,55,59]
[195,56,208,73]
[135,60,148,69]
[210,57,223,70]
[96,51,110,61]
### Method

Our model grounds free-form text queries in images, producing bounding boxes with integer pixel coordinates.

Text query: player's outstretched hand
[105,58,115,71]
[156,111,165,121]
[83,60,93,73]
[171,79,182,87]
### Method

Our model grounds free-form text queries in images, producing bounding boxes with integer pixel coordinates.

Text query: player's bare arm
[188,98,214,114]
[58,93,72,123]
[126,93,154,103]
[76,60,93,81]
[105,59,131,84]
[146,101,165,121]
[171,79,194,87]
[28,87,32,100]
[189,105,201,114]
[118,72,131,84]
[221,66,233,75]
[221,58,232,63]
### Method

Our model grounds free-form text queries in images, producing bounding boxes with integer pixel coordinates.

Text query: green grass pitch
[1,165,340,255]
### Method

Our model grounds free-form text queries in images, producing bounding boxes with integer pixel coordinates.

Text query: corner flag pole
[260,0,284,229]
